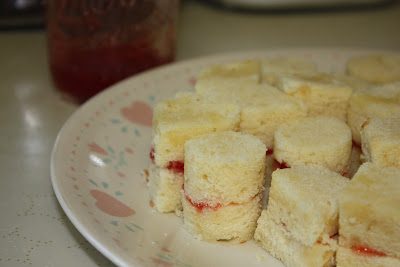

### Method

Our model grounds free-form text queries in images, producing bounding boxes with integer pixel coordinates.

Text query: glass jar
[46,0,179,103]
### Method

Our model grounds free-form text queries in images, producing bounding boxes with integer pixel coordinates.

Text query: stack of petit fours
[147,53,400,267]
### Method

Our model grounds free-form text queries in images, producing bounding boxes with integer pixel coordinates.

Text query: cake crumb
[142,169,149,183]
[149,200,155,208]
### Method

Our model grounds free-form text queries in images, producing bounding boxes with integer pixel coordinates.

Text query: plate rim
[50,47,399,267]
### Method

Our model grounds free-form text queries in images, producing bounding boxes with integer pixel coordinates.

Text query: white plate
[51,48,385,267]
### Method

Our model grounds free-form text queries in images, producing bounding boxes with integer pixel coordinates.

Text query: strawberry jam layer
[149,146,184,175]
[352,245,387,257]
[266,148,274,156]
[272,159,290,171]
[352,140,361,149]
[184,190,260,213]
[265,148,288,170]
[184,192,222,212]
[167,160,184,175]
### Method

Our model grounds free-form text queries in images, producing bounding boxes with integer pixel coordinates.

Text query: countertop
[0,1,399,266]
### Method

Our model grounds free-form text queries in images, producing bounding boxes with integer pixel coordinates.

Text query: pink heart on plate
[121,101,152,127]
[90,189,135,217]
[88,142,108,155]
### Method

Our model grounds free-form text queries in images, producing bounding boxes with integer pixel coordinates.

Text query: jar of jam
[46,0,179,103]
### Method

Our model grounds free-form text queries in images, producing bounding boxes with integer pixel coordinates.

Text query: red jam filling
[184,189,259,213]
[352,140,361,149]
[272,159,290,171]
[277,161,289,169]
[266,148,274,156]
[150,146,155,163]
[149,147,184,174]
[184,192,221,212]
[352,245,386,257]
[167,160,184,175]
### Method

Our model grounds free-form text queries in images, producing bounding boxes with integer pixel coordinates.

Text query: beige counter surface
[0,1,399,266]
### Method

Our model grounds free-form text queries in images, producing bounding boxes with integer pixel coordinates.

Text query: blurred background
[1,0,399,101]
[1,0,399,55]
